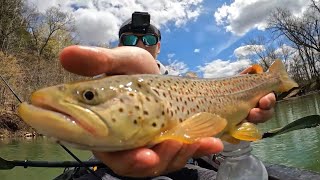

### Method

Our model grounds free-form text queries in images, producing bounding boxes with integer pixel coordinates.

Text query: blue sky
[27,0,310,77]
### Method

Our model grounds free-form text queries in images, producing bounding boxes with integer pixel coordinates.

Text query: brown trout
[18,60,298,151]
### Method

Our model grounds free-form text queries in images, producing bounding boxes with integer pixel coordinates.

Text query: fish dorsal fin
[230,122,262,141]
[185,71,198,78]
[240,64,264,74]
[151,112,227,144]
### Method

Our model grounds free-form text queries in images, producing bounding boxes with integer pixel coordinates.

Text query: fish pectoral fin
[230,122,262,141]
[151,112,227,144]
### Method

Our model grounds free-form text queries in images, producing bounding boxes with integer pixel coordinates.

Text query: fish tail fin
[269,59,299,93]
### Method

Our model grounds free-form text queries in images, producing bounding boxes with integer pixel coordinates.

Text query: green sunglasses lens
[142,35,157,46]
[122,35,138,46]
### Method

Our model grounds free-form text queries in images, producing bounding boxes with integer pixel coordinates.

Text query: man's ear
[157,42,161,54]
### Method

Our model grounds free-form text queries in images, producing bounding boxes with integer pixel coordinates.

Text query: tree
[27,6,74,57]
[268,0,320,82]
[0,0,28,52]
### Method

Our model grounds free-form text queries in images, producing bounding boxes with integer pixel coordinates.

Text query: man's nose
[136,39,145,48]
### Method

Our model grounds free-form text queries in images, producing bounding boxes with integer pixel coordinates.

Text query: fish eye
[83,90,95,101]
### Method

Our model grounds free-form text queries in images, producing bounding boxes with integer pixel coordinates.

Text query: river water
[1,93,320,179]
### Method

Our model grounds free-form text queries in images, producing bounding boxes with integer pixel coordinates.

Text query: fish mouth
[18,89,109,146]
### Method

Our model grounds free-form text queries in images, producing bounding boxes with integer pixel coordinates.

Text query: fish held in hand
[18,60,298,151]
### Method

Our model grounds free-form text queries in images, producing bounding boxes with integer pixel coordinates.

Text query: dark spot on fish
[161,123,165,128]
[129,93,134,97]
[153,89,160,96]
[143,111,149,115]
[119,108,124,112]
[119,98,124,103]
[112,118,116,123]
[179,118,183,122]
[146,97,150,101]
[162,111,165,115]
[152,122,157,127]
[133,119,138,124]
[135,106,140,110]
[137,83,142,88]
[162,92,167,97]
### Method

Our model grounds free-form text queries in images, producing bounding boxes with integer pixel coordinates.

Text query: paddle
[0,157,104,170]
[262,114,320,138]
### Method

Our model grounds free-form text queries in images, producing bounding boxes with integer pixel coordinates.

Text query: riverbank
[0,111,38,138]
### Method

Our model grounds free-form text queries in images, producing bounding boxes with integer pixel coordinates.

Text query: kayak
[265,163,320,180]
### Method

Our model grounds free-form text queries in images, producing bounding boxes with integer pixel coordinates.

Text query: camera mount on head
[131,11,150,34]
[119,11,161,40]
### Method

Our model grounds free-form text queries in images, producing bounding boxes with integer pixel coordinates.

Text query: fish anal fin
[230,122,262,142]
[151,112,227,145]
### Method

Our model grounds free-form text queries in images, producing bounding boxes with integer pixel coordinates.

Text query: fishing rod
[0,157,104,170]
[0,74,101,179]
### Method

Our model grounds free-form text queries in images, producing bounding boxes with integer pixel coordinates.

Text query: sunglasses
[120,34,159,46]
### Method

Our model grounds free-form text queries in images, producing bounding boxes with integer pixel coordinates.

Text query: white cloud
[234,45,265,58]
[167,53,175,58]
[198,59,252,78]
[274,44,296,56]
[27,0,204,44]
[194,48,200,53]
[165,60,189,76]
[214,0,309,36]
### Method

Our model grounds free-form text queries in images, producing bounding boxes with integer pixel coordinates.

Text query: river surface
[1,93,320,179]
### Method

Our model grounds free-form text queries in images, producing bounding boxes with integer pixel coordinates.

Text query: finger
[59,45,160,76]
[167,142,200,172]
[258,93,276,110]
[92,148,160,176]
[143,140,184,177]
[247,108,275,124]
[193,137,224,158]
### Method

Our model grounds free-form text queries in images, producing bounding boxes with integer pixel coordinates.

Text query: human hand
[247,93,276,124]
[240,66,276,124]
[59,45,224,177]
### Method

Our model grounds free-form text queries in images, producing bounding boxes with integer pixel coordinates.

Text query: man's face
[118,32,161,59]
